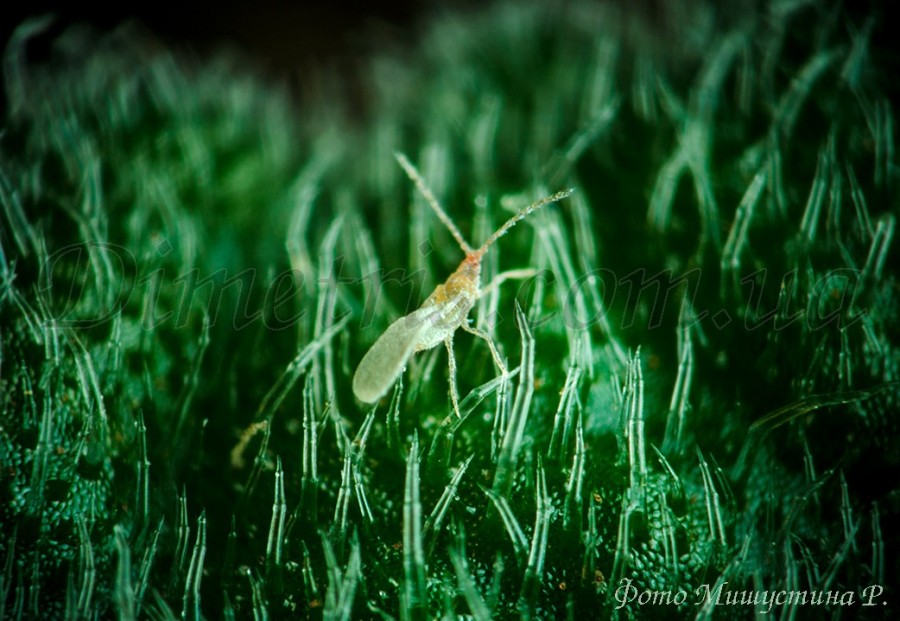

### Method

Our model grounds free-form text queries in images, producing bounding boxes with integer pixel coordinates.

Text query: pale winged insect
[352,153,572,417]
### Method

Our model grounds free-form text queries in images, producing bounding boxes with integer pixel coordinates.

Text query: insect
[352,153,572,417]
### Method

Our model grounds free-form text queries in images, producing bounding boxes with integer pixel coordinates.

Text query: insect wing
[352,307,436,403]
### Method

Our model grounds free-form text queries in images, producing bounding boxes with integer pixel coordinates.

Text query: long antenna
[473,189,573,258]
[395,152,474,255]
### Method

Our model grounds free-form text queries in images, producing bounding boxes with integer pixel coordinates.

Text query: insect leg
[444,336,462,418]
[480,268,539,298]
[461,323,508,376]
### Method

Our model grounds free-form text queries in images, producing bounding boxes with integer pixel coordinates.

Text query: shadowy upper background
[1,1,422,69]
[3,0,897,102]
[0,1,432,118]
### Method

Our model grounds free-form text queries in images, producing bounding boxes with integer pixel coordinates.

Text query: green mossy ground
[1,2,898,619]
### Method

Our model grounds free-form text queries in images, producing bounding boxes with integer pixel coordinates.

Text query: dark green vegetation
[1,2,897,618]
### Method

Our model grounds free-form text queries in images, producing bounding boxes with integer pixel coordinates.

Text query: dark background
[3,0,897,101]
[1,1,427,107]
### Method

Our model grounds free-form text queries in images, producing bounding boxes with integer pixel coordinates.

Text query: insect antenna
[395,152,475,254]
[472,189,574,259]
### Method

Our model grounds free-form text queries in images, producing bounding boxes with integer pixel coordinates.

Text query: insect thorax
[413,259,480,351]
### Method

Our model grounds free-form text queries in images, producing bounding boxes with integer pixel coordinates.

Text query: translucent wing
[352,307,437,404]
